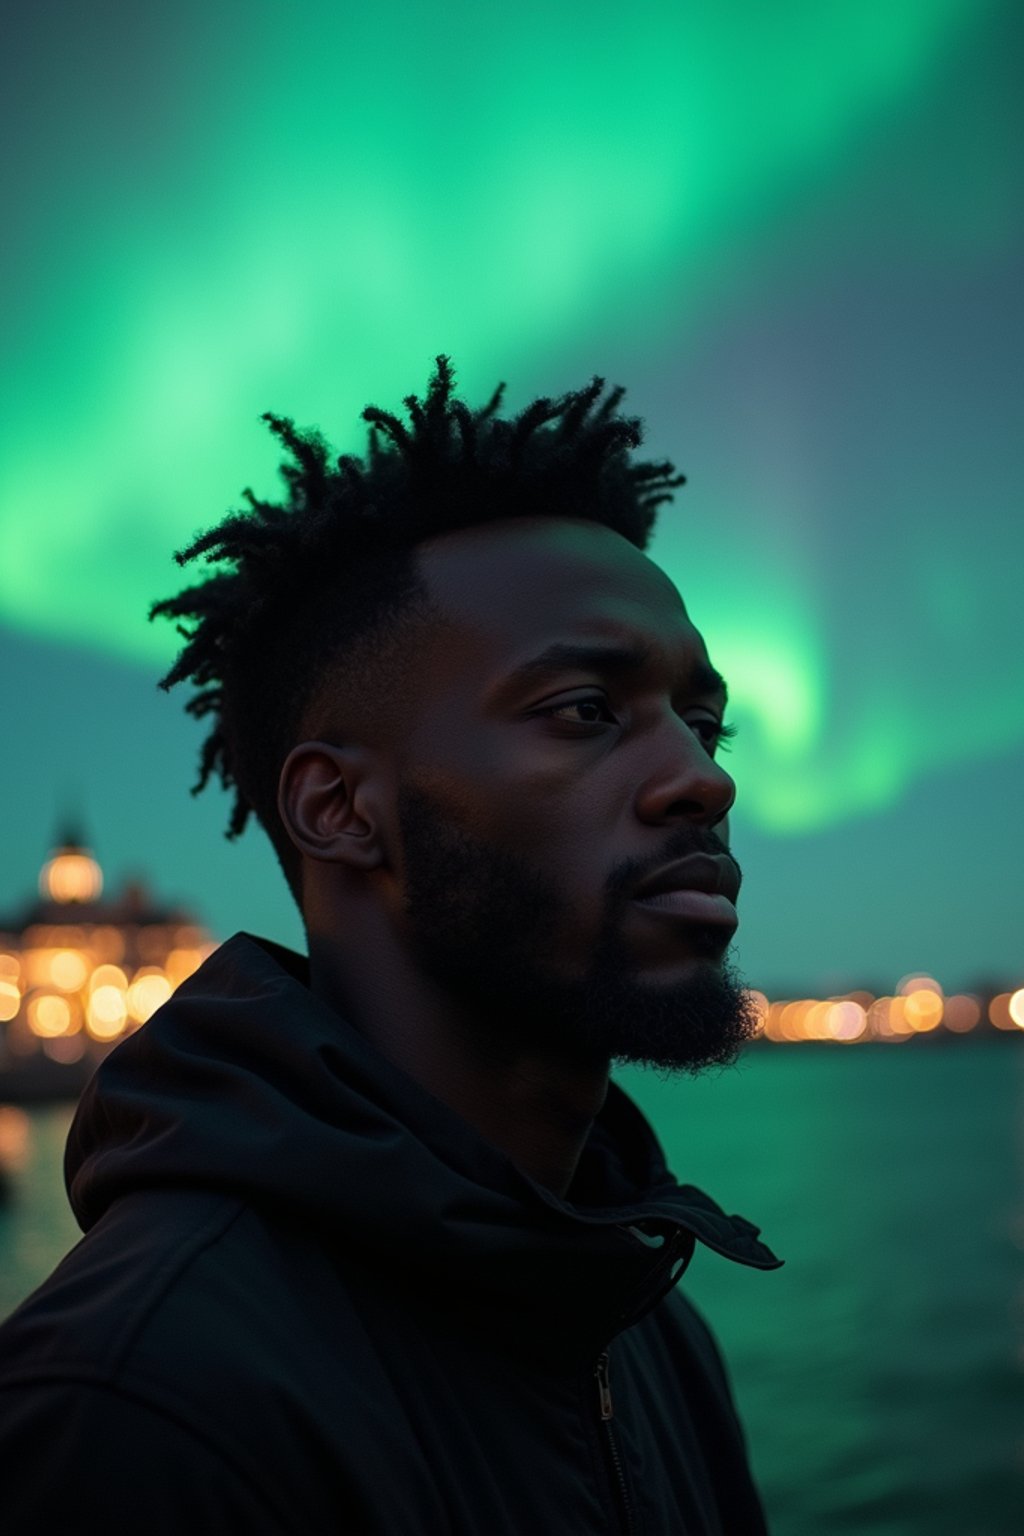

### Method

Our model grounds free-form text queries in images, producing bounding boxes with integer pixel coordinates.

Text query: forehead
[415,516,709,687]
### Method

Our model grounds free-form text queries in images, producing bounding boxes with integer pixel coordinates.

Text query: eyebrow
[489,639,729,707]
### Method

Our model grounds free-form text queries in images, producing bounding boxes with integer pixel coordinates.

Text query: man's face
[384,515,759,1077]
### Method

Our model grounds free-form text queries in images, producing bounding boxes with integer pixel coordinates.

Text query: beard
[394,781,761,1080]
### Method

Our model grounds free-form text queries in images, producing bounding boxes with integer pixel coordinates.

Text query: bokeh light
[989,994,1013,1030]
[39,852,103,904]
[127,971,173,1023]
[27,994,72,1038]
[825,1001,867,1042]
[943,994,981,1033]
[0,981,20,1023]
[86,986,127,1040]
[88,964,128,994]
[49,950,88,991]
[903,988,944,1032]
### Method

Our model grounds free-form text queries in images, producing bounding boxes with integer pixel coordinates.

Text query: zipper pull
[594,1351,613,1420]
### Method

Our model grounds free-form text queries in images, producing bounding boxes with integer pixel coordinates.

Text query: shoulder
[0,1376,287,1533]
[0,1190,375,1528]
[0,1189,248,1391]
[0,1186,375,1398]
[0,1186,407,1473]
[0,1190,458,1535]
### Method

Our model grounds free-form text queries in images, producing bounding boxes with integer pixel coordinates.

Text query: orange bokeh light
[943,995,981,1033]
[27,994,72,1038]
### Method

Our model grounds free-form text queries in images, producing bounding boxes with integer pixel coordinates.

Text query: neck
[307,931,609,1200]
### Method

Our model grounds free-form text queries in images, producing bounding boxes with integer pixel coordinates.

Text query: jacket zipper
[594,1350,636,1535]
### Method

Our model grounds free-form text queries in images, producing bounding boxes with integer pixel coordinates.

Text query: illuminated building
[0,822,216,1097]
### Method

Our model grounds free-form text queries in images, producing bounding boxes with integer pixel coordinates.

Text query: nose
[634,722,736,829]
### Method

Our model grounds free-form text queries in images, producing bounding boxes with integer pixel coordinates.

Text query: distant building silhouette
[0,821,216,1099]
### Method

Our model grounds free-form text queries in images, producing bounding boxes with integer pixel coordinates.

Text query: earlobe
[277,742,384,871]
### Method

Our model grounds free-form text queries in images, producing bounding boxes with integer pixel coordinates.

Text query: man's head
[152,358,759,1076]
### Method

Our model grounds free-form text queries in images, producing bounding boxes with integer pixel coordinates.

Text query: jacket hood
[66,932,781,1357]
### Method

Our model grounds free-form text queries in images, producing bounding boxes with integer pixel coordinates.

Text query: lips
[630,853,740,937]
[632,887,738,932]
[631,852,740,906]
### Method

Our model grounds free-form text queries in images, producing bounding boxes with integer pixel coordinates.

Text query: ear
[277,741,390,876]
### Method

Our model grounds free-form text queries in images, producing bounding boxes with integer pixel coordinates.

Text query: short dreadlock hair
[150,354,685,913]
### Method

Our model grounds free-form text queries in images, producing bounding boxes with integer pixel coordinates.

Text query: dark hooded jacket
[0,931,782,1534]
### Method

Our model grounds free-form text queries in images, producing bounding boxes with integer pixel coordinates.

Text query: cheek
[507,779,609,877]
[521,827,615,956]
[412,721,618,890]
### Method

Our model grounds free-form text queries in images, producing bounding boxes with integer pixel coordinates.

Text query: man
[0,356,782,1532]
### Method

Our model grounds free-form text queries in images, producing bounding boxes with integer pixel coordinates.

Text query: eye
[533,695,738,752]
[688,717,738,754]
[534,693,617,726]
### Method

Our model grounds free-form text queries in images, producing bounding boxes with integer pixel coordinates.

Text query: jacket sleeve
[0,1379,289,1535]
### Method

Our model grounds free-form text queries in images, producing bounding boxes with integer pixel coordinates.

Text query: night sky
[2,1,1020,994]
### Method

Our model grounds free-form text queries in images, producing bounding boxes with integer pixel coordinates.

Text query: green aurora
[1,1,1020,880]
